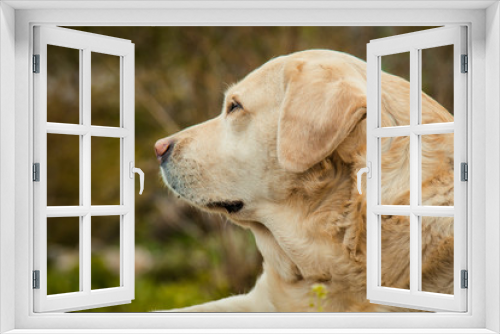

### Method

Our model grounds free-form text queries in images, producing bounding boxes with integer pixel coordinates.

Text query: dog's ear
[277,58,367,172]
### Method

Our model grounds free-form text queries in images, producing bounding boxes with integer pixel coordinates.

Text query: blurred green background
[45,26,453,312]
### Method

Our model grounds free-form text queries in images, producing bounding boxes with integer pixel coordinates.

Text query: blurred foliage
[47,217,80,295]
[47,133,80,206]
[44,26,453,312]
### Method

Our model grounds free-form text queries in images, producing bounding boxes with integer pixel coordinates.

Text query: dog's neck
[248,154,366,284]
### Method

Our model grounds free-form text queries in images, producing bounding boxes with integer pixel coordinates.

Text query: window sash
[366,26,468,312]
[33,26,135,313]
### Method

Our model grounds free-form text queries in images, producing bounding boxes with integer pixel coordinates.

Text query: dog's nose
[154,137,175,163]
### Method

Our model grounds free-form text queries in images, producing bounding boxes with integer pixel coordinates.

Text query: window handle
[357,162,372,195]
[129,162,144,195]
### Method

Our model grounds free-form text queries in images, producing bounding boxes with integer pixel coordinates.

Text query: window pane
[91,216,121,290]
[91,137,121,205]
[421,45,454,124]
[47,45,80,124]
[380,52,410,127]
[47,217,80,295]
[91,52,120,127]
[381,215,410,290]
[47,134,80,206]
[381,137,410,205]
[421,216,454,294]
[421,133,454,206]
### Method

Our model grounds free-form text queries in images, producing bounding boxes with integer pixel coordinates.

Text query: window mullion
[409,48,420,295]
[78,48,84,293]
[82,48,92,294]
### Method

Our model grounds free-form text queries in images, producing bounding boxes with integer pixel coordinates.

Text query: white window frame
[33,26,136,313]
[0,1,499,333]
[366,26,468,312]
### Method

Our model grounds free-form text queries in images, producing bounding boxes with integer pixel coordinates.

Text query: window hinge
[33,54,40,73]
[461,270,468,289]
[33,270,40,289]
[461,54,468,73]
[33,163,40,182]
[461,162,468,181]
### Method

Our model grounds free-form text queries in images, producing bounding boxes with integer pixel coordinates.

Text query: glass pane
[380,52,410,127]
[381,215,410,290]
[421,45,454,124]
[47,217,80,295]
[91,216,121,290]
[91,137,121,205]
[421,216,454,294]
[381,137,410,205]
[421,133,454,206]
[47,45,80,124]
[91,52,120,127]
[47,134,80,206]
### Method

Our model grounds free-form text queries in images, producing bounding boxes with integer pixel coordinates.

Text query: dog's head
[155,49,455,299]
[155,50,367,220]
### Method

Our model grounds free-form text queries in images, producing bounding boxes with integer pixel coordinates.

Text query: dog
[154,50,455,312]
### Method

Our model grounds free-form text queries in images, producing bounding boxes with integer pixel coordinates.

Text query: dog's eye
[228,101,242,114]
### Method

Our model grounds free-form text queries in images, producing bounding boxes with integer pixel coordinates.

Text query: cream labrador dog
[154,50,454,312]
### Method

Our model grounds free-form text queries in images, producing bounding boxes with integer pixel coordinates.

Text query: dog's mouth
[206,200,244,214]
